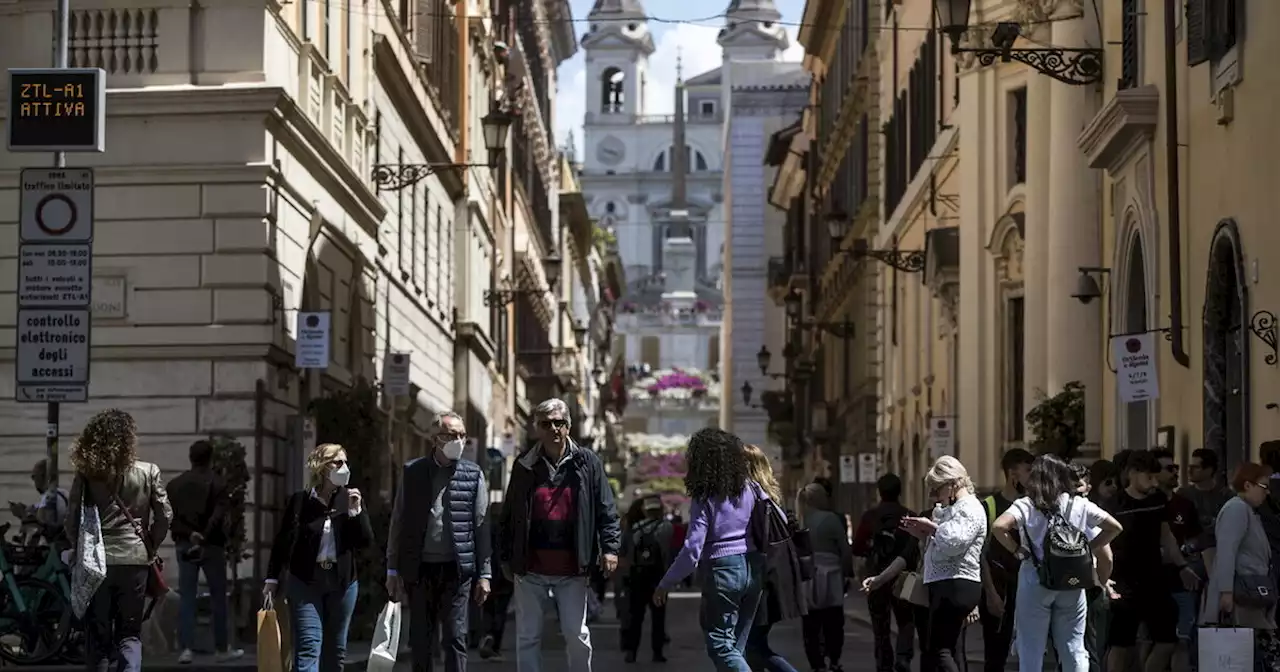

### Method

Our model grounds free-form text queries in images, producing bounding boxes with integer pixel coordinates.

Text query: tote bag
[70,496,107,619]
[258,593,285,672]
[367,602,403,672]
[1198,625,1253,672]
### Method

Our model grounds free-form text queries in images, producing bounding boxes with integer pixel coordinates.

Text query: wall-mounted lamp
[572,320,589,347]
[373,110,513,190]
[851,238,926,273]
[755,345,789,380]
[934,0,1103,86]
[784,287,803,320]
[1071,266,1111,305]
[483,252,562,307]
[826,206,850,247]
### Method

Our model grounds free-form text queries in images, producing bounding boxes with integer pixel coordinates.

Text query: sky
[554,0,807,159]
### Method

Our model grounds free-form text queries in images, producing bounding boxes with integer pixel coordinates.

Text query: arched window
[652,146,710,172]
[601,68,625,114]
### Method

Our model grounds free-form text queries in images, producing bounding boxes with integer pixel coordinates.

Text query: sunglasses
[539,418,569,429]
[330,458,347,468]
[1254,481,1271,491]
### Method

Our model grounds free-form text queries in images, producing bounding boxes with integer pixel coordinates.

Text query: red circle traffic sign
[35,193,77,237]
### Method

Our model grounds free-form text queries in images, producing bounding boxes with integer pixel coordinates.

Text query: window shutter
[1186,0,1210,65]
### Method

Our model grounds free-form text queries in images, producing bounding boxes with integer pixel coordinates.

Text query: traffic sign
[16,309,91,386]
[19,244,91,306]
[20,168,94,243]
[384,352,411,396]
[7,68,107,152]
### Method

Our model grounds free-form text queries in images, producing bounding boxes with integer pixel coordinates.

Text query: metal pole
[48,0,69,491]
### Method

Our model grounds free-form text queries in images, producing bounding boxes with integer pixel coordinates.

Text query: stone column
[1023,73,1051,417]
[1045,5,1103,446]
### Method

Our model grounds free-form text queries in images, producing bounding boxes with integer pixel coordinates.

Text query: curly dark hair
[683,428,749,502]
[71,409,138,482]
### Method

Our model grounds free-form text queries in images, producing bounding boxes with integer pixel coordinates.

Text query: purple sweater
[658,483,760,590]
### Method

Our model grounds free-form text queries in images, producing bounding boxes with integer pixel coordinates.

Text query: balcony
[615,302,722,331]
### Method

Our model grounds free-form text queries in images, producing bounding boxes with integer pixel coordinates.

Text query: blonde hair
[925,455,973,494]
[743,444,782,502]
[307,443,346,486]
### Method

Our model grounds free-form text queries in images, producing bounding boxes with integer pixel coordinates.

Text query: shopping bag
[70,502,107,619]
[258,594,285,672]
[367,602,402,672]
[1198,624,1253,672]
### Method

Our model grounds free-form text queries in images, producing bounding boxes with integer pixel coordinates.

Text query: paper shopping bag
[258,594,285,672]
[367,602,402,672]
[1198,625,1253,672]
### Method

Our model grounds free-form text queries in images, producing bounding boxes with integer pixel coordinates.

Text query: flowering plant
[628,367,719,401]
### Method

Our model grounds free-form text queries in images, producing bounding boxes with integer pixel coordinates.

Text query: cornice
[1077,85,1160,175]
[816,48,878,195]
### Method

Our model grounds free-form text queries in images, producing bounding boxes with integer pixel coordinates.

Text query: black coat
[266,488,374,586]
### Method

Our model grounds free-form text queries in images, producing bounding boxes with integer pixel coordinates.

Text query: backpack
[867,509,906,573]
[629,519,666,571]
[748,486,807,625]
[1023,497,1096,591]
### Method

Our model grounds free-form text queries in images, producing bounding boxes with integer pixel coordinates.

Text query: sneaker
[217,649,245,662]
[478,635,496,659]
[178,650,194,665]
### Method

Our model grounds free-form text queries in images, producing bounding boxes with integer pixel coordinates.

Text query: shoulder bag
[1232,508,1278,609]
[113,488,168,599]
[892,539,928,607]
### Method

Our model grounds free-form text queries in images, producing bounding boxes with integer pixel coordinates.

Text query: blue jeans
[746,622,800,672]
[286,575,358,672]
[1173,590,1200,665]
[176,542,229,651]
[1013,563,1088,672]
[514,573,592,672]
[699,553,764,672]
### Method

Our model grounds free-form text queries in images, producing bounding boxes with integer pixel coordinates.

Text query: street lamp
[372,110,514,190]
[482,252,563,307]
[933,0,1103,86]
[1071,267,1110,305]
[851,238,927,273]
[784,288,803,320]
[826,206,850,247]
[573,320,589,346]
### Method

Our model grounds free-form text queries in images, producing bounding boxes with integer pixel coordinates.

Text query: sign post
[7,0,106,494]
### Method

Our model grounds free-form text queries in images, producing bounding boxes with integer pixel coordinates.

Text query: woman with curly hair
[64,409,173,672]
[264,443,373,672]
[653,427,762,671]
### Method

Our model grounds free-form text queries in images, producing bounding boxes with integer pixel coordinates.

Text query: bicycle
[0,521,76,664]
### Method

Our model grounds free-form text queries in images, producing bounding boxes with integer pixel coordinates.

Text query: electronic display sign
[7,68,106,152]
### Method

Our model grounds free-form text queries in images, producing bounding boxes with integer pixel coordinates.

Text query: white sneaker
[178,649,194,665]
[217,649,245,662]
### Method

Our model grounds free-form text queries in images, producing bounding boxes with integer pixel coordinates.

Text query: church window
[695,152,708,171]
[601,68,625,114]
[700,101,716,117]
[652,153,665,171]
[605,201,617,214]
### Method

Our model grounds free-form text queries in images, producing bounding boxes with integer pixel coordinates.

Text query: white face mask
[329,464,351,487]
[441,439,465,461]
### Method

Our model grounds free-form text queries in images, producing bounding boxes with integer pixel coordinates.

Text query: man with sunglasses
[498,398,621,672]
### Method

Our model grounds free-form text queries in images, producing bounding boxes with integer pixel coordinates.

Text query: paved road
[411,591,877,671]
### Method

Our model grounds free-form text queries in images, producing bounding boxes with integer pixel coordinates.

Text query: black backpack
[748,488,807,624]
[1023,497,1096,591]
[867,509,906,573]
[629,519,666,571]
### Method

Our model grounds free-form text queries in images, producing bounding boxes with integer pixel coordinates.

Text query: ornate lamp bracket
[1250,311,1278,366]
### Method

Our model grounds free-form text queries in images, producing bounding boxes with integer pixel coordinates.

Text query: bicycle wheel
[0,576,73,664]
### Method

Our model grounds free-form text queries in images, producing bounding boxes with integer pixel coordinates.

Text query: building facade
[0,0,590,576]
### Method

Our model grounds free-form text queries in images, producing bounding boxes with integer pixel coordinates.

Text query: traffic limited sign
[16,309,91,386]
[19,244,91,306]
[20,168,94,243]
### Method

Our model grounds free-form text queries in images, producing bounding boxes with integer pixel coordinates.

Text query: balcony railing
[586,111,725,125]
[624,395,721,413]
[616,308,723,329]
[414,0,460,137]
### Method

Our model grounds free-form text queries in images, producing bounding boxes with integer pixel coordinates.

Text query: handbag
[892,539,928,607]
[258,593,286,672]
[69,477,107,619]
[367,602,402,672]
[1233,573,1278,609]
[112,491,168,599]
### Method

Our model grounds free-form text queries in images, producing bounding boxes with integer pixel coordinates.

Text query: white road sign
[839,455,858,483]
[16,309,91,386]
[295,312,331,368]
[384,352,411,396]
[19,244,91,306]
[20,168,94,243]
[858,454,879,483]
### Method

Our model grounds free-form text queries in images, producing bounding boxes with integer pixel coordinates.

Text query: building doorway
[1202,219,1250,476]
[1120,236,1152,451]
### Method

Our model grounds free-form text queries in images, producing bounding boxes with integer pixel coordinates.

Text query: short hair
[877,473,902,502]
[306,443,345,486]
[1151,448,1175,462]
[1089,459,1117,486]
[812,476,834,497]
[1231,462,1270,493]
[534,398,570,426]
[189,440,215,467]
[430,411,464,437]
[925,456,973,494]
[1192,448,1220,472]
[1001,448,1035,473]
[800,483,831,510]
[32,459,50,481]
[1124,450,1161,475]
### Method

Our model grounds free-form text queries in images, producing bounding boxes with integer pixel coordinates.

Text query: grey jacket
[1204,495,1275,628]
[66,461,173,567]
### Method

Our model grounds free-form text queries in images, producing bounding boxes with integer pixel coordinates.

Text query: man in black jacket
[852,474,917,672]
[386,411,491,672]
[498,398,621,672]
